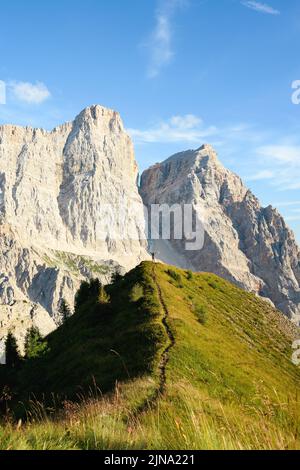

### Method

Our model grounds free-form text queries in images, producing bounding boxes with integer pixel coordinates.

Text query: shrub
[208,280,218,290]
[167,269,183,288]
[186,270,193,280]
[194,304,208,325]
[98,286,110,304]
[129,283,144,302]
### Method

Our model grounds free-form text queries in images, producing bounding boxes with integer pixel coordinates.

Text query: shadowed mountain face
[140,145,300,323]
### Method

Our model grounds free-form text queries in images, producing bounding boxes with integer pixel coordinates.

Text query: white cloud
[285,215,300,222]
[146,0,186,78]
[247,144,300,191]
[10,81,51,104]
[148,15,172,78]
[128,114,217,144]
[246,169,275,181]
[257,145,300,164]
[241,1,280,15]
[273,201,300,207]
[169,114,203,129]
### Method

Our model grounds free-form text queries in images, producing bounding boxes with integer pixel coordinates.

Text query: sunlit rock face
[140,144,300,324]
[0,105,148,347]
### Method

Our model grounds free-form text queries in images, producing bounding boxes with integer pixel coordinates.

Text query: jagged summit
[0,104,121,134]
[141,146,300,323]
[153,144,221,169]
[0,105,148,347]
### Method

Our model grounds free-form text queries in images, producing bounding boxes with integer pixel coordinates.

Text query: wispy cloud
[246,169,276,181]
[246,144,300,191]
[241,1,280,15]
[273,201,300,208]
[257,145,300,164]
[146,0,186,78]
[128,114,217,143]
[10,81,51,104]
[128,114,267,148]
[285,215,300,222]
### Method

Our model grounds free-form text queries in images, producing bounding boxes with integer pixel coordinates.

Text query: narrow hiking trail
[151,263,175,395]
[128,263,175,422]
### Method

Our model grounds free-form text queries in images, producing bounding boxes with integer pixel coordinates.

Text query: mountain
[1,262,300,450]
[0,105,148,350]
[140,145,300,323]
[1,105,300,350]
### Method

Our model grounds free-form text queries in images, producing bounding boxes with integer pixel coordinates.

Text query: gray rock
[140,144,300,324]
[0,105,148,348]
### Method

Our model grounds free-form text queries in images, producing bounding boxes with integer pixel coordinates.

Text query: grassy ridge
[0,263,166,411]
[1,261,300,449]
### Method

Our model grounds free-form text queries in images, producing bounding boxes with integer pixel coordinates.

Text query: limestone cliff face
[140,144,300,323]
[0,105,148,348]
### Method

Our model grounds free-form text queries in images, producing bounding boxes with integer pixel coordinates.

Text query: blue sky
[0,0,300,241]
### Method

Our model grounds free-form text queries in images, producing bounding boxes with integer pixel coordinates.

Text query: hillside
[1,261,300,450]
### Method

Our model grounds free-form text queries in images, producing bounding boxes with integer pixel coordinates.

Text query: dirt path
[152,263,175,394]
[128,263,175,422]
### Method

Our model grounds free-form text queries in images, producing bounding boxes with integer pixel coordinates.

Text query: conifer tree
[59,298,72,323]
[24,327,49,360]
[5,331,21,368]
[111,268,123,284]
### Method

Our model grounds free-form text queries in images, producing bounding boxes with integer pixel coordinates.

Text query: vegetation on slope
[0,262,300,450]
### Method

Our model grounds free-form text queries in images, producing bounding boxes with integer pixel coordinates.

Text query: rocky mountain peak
[0,105,148,349]
[140,146,300,323]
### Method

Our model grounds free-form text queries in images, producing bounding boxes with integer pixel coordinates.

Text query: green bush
[208,280,218,290]
[194,304,208,325]
[98,286,110,304]
[166,269,183,287]
[129,283,144,302]
[186,270,193,280]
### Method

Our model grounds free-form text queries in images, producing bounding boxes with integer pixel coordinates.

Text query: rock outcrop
[140,144,300,323]
[0,105,148,348]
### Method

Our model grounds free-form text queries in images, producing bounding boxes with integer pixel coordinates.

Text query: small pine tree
[98,285,110,304]
[75,281,90,311]
[59,298,72,323]
[24,327,49,360]
[111,268,123,284]
[89,278,101,296]
[5,331,21,368]
[75,279,101,311]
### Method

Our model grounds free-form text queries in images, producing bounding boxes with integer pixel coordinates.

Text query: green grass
[1,262,300,450]
[42,250,110,277]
